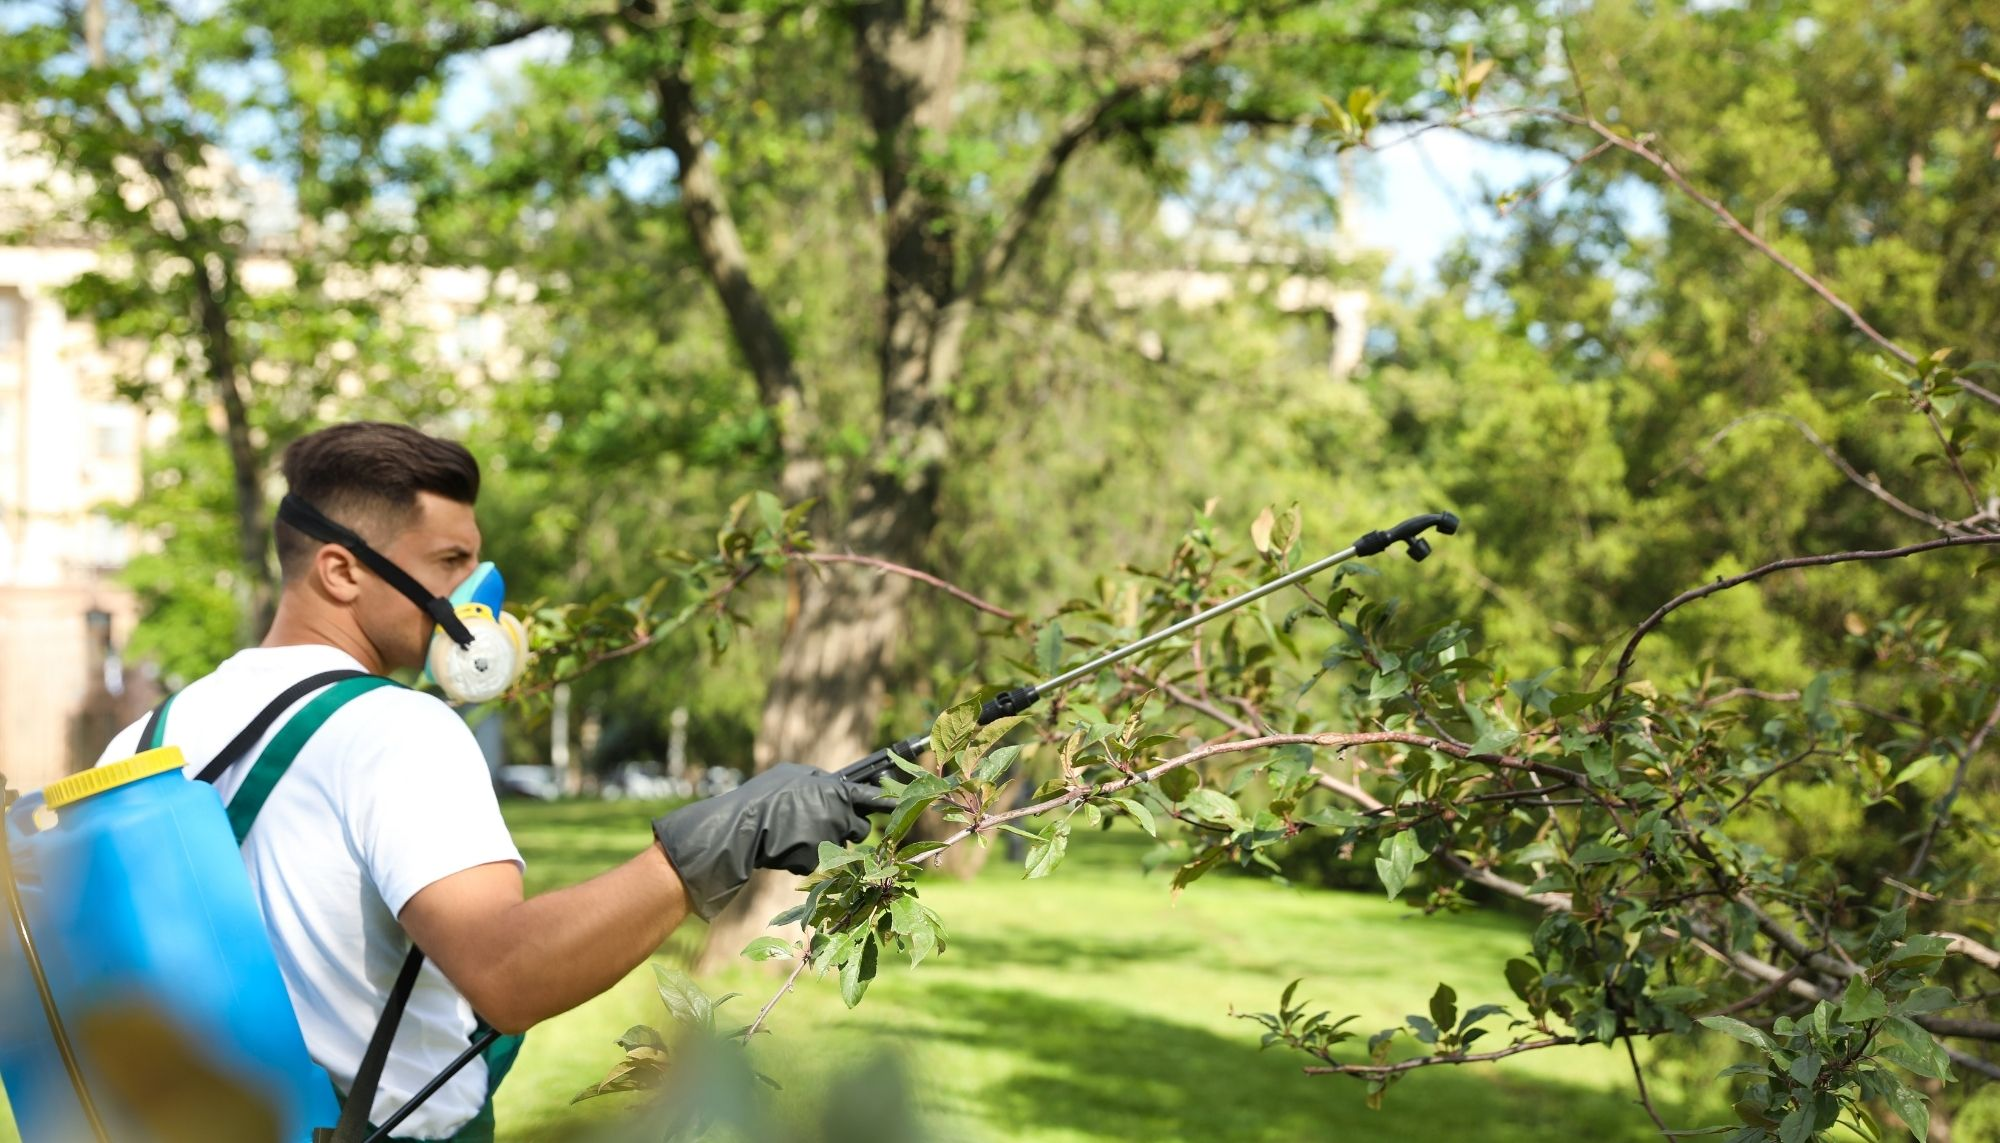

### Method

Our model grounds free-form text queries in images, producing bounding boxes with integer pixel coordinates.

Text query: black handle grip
[978,685,1040,724]
[838,735,927,785]
[837,686,1040,786]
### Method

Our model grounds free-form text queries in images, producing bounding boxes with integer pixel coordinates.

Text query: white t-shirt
[97,644,522,1139]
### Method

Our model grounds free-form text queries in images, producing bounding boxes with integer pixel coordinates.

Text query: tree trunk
[692,0,971,971]
[693,495,935,970]
[139,145,274,640]
[677,0,1231,964]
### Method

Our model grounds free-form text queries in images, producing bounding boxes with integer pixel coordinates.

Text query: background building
[0,242,155,793]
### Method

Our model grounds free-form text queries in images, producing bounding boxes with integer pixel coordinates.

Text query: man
[95,422,885,1140]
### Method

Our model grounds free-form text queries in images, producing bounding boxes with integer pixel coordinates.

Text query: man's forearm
[452,845,691,1033]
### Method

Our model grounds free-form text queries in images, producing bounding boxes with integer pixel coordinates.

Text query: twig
[927,730,1585,859]
[1695,687,1924,729]
[1611,536,2000,695]
[1701,959,1820,1019]
[1302,1035,1576,1076]
[1656,412,1963,535]
[508,560,766,702]
[1901,690,2000,899]
[1937,932,2000,973]
[1625,1034,1672,1137]
[1944,1045,2000,1082]
[789,551,1019,620]
[743,947,812,1040]
[1496,138,1614,218]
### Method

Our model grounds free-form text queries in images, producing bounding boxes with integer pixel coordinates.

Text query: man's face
[356,492,483,673]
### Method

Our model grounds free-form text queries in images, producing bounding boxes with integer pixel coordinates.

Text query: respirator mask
[277,494,529,704]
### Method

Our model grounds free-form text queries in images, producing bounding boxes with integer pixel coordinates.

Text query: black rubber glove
[653,762,896,920]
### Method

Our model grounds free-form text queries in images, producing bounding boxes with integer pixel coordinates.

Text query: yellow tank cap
[44,746,188,809]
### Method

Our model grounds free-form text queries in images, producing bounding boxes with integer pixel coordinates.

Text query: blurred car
[496,765,560,801]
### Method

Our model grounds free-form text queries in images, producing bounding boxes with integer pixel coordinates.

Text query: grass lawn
[496,800,1723,1143]
[1,799,1727,1142]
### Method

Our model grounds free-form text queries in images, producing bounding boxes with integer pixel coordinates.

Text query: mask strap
[278,494,476,648]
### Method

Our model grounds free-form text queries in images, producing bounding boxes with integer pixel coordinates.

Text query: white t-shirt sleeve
[339,691,523,917]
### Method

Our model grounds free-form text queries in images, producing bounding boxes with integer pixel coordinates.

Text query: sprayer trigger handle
[978,686,1040,724]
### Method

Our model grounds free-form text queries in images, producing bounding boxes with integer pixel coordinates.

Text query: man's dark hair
[275,422,480,581]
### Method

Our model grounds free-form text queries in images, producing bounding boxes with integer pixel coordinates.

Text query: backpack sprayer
[0,510,1457,1143]
[839,511,1460,784]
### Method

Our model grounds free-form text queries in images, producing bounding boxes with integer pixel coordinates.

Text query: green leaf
[1778,1106,1813,1143]
[1550,688,1608,718]
[814,840,866,874]
[1367,668,1410,702]
[883,791,943,844]
[1459,1003,1508,1031]
[1036,622,1065,677]
[1570,840,1627,865]
[1428,983,1457,1035]
[615,1025,666,1053]
[888,894,924,936]
[1158,767,1198,802]
[1112,795,1158,837]
[1504,959,1539,1004]
[839,935,878,1009]
[1376,829,1421,900]
[1180,787,1245,829]
[654,965,714,1031]
[1841,977,1889,1023]
[1895,986,1956,1016]
[1788,1049,1823,1087]
[909,922,940,968]
[740,936,794,962]
[932,698,981,758]
[1885,1078,1929,1142]
[1025,819,1072,879]
[972,744,1021,787]
[1470,726,1519,755]
[1890,756,1943,788]
[1698,1015,1775,1052]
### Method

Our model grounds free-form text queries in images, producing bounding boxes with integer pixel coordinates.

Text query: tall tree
[494,0,1457,964]
[0,0,436,648]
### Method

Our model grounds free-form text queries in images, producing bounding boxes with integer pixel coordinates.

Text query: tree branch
[1310,771,1574,910]
[743,943,812,1040]
[644,44,818,498]
[955,20,1244,312]
[1625,1034,1673,1138]
[1302,1035,1578,1077]
[1611,536,2000,694]
[789,551,1018,620]
[925,731,1579,859]
[1901,691,2000,897]
[1660,412,1964,536]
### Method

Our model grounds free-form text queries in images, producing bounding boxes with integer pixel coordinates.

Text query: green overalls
[146,676,522,1143]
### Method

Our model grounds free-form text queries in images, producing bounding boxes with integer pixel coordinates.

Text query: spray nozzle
[1353,511,1462,560]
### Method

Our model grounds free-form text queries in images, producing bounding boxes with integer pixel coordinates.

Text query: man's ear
[314,544,365,604]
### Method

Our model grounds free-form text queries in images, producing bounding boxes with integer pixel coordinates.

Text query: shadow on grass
[943,926,1208,972]
[843,981,1665,1143]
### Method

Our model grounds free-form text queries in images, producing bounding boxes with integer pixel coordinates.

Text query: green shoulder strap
[227,676,401,843]
[142,693,178,751]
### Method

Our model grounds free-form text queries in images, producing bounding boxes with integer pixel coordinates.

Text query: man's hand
[653,762,895,919]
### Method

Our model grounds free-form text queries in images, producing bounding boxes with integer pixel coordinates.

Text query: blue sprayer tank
[0,746,340,1141]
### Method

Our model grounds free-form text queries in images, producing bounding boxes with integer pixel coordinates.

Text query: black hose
[361,1028,502,1143]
